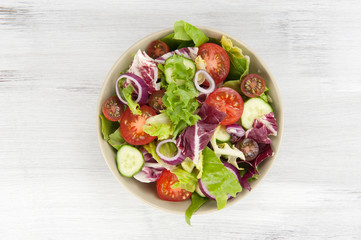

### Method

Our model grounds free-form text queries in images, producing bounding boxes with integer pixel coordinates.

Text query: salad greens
[185,193,209,226]
[121,84,141,115]
[170,167,197,192]
[99,114,119,141]
[174,20,209,47]
[162,81,200,137]
[108,128,126,150]
[164,55,196,85]
[201,147,242,210]
[220,36,250,79]
[100,20,279,226]
[143,113,174,140]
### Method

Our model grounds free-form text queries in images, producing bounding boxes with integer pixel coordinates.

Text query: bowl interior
[97,27,283,215]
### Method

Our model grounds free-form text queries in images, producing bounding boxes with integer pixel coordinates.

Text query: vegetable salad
[100,20,278,225]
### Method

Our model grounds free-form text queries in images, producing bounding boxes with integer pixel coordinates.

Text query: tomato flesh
[120,105,156,145]
[205,87,244,125]
[241,74,266,98]
[156,170,192,202]
[148,40,170,59]
[198,43,230,85]
[102,96,125,121]
[147,90,166,113]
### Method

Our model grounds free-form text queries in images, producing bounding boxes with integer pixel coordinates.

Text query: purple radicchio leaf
[133,147,165,183]
[128,50,160,94]
[238,144,274,191]
[245,112,278,144]
[155,47,199,65]
[176,103,226,165]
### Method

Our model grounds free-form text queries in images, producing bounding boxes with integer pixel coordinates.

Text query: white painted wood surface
[1,0,361,239]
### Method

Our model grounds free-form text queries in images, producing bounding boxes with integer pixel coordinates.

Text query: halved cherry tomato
[147,90,166,113]
[120,105,156,145]
[156,170,192,202]
[102,96,125,121]
[205,87,244,125]
[237,138,259,161]
[241,74,266,98]
[198,43,230,85]
[148,40,170,59]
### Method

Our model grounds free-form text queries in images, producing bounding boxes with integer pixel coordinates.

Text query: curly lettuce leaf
[121,84,141,115]
[185,193,209,226]
[174,20,209,47]
[99,114,119,141]
[162,81,200,137]
[220,36,250,79]
[108,128,126,150]
[143,113,174,140]
[171,167,197,192]
[201,147,242,210]
[164,55,196,85]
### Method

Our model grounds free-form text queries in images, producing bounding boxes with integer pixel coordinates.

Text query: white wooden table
[1,0,361,239]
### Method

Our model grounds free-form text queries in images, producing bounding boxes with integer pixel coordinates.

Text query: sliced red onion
[226,124,246,143]
[198,162,241,200]
[156,139,185,165]
[223,162,242,184]
[115,73,149,106]
[193,70,215,94]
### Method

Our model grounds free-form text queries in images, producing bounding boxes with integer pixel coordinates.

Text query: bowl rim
[96,27,284,215]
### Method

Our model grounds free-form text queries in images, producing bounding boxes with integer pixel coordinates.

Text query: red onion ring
[115,73,149,106]
[193,70,215,94]
[156,139,185,165]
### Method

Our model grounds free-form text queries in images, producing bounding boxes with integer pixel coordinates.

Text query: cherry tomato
[205,87,244,125]
[148,40,170,59]
[237,138,259,161]
[156,170,192,202]
[198,43,230,85]
[241,74,266,98]
[147,90,166,113]
[102,96,125,121]
[120,105,156,145]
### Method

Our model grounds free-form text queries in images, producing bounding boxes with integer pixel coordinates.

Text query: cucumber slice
[116,145,144,177]
[164,55,196,85]
[213,125,231,143]
[241,97,273,129]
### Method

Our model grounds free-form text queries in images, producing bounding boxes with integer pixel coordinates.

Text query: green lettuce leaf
[143,141,161,162]
[121,84,141,115]
[201,147,242,210]
[258,86,270,102]
[173,20,209,47]
[161,33,183,50]
[164,55,196,85]
[162,81,200,137]
[222,79,241,94]
[171,167,197,192]
[108,128,126,150]
[99,114,119,141]
[143,113,174,140]
[185,193,209,226]
[220,36,250,79]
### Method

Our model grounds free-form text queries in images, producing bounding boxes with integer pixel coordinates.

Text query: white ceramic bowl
[97,27,283,215]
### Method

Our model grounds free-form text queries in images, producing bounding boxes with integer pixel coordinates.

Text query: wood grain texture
[1,0,361,239]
